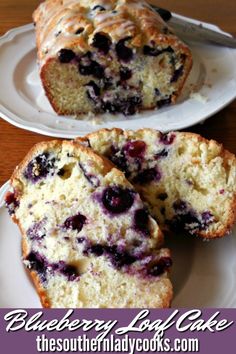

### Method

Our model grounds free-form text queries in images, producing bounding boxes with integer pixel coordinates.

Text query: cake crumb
[190,92,209,103]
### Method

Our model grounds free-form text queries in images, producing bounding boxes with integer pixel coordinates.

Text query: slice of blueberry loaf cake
[33,0,192,116]
[5,140,172,308]
[78,129,236,239]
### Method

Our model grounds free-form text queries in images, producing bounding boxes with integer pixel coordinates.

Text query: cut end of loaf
[41,43,192,116]
[35,0,192,117]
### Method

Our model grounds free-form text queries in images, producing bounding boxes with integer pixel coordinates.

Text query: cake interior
[6,142,172,307]
[42,35,190,116]
[80,129,236,238]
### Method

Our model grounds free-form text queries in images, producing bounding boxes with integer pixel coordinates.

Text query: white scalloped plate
[1,180,236,308]
[0,18,236,138]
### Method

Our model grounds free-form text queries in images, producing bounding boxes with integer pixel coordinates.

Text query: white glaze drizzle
[34,0,174,64]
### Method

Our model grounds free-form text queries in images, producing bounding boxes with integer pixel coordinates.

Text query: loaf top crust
[33,0,191,65]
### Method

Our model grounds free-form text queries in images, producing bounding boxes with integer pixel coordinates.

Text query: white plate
[0,20,236,138]
[1,181,236,308]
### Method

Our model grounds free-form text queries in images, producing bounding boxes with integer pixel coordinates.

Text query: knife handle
[151,5,172,22]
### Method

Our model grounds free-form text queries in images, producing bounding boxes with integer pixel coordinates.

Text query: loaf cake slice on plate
[78,128,236,238]
[33,0,192,116]
[5,140,172,308]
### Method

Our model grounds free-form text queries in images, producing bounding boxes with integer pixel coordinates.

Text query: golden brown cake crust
[33,0,191,64]
[77,128,236,239]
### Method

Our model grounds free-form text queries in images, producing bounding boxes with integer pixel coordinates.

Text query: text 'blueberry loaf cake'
[78,129,236,239]
[5,140,173,308]
[33,0,192,116]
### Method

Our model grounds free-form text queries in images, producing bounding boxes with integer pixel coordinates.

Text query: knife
[151,5,236,48]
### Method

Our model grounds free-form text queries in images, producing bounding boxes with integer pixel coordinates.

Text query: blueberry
[102,77,113,90]
[157,97,172,108]
[157,193,168,201]
[101,101,117,113]
[91,62,105,78]
[86,244,104,256]
[86,81,101,96]
[79,60,104,78]
[147,257,172,276]
[24,153,56,183]
[155,149,169,159]
[60,264,79,281]
[110,148,129,176]
[171,65,184,83]
[27,219,46,241]
[124,140,146,158]
[106,245,136,268]
[173,200,187,212]
[85,81,101,103]
[169,212,200,234]
[133,167,161,185]
[102,186,135,214]
[53,261,79,281]
[75,28,84,35]
[5,191,19,215]
[25,252,47,282]
[119,96,142,116]
[169,201,214,234]
[84,243,137,269]
[79,54,104,78]
[120,101,135,116]
[64,213,86,232]
[79,62,92,76]
[58,49,76,63]
[92,33,111,54]
[202,211,214,224]
[134,209,150,236]
[77,237,85,243]
[120,66,132,81]
[115,37,133,62]
[101,96,141,116]
[57,168,65,176]
[143,45,161,56]
[160,132,176,145]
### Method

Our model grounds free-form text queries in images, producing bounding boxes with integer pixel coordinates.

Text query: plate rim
[0,22,236,138]
[0,180,9,208]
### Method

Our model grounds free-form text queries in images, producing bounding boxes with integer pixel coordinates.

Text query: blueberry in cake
[78,128,236,238]
[5,140,172,308]
[33,0,192,116]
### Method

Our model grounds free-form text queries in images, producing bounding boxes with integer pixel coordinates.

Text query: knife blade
[151,5,236,48]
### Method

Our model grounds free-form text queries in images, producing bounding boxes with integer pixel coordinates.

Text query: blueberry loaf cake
[5,140,173,308]
[78,129,236,238]
[33,0,192,116]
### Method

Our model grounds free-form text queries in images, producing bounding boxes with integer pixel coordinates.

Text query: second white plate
[0,21,236,138]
